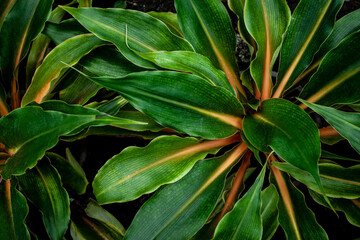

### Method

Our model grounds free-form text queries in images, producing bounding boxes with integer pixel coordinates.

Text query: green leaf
[79,46,145,77]
[270,168,328,240]
[85,199,126,236]
[228,0,255,54]
[273,162,360,199]
[309,190,360,227]
[46,150,88,195]
[0,82,8,116]
[261,185,279,240]
[125,144,247,240]
[213,163,267,240]
[244,0,290,99]
[22,34,106,106]
[136,51,235,95]
[301,100,360,153]
[84,71,244,139]
[62,7,193,69]
[0,0,16,30]
[0,106,94,179]
[17,159,70,240]
[114,110,163,132]
[0,0,53,98]
[147,11,183,37]
[0,180,30,240]
[175,0,245,97]
[78,0,91,7]
[43,19,88,45]
[93,135,240,204]
[273,0,343,97]
[321,150,360,163]
[243,98,321,188]
[87,96,127,116]
[299,31,360,106]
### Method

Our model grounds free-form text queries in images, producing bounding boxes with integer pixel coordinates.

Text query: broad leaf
[321,150,360,163]
[0,0,16,29]
[147,11,183,37]
[22,34,106,106]
[244,0,290,100]
[261,185,279,240]
[17,159,70,240]
[273,0,343,97]
[300,31,360,106]
[273,162,360,199]
[0,106,94,179]
[213,163,267,240]
[175,0,245,97]
[0,0,53,107]
[270,167,328,240]
[0,180,30,240]
[125,144,247,240]
[309,190,360,227]
[87,96,127,116]
[301,100,360,153]
[47,151,88,195]
[93,135,241,204]
[136,51,236,95]
[62,7,193,69]
[243,99,322,188]
[43,19,88,45]
[84,71,244,139]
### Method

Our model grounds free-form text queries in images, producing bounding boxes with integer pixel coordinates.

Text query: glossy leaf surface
[261,185,279,240]
[0,180,30,240]
[300,31,360,106]
[62,7,193,68]
[0,106,94,179]
[17,159,70,240]
[274,0,343,97]
[270,168,328,240]
[147,11,183,37]
[93,135,239,204]
[273,162,360,199]
[243,98,321,185]
[43,19,88,45]
[125,145,247,240]
[301,100,360,153]
[244,0,290,99]
[214,164,267,240]
[22,34,105,106]
[86,71,244,139]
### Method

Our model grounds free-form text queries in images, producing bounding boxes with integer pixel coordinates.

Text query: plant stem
[319,126,339,137]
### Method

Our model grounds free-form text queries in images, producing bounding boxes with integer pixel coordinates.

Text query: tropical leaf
[321,150,360,163]
[17,159,70,240]
[22,34,106,106]
[261,185,279,240]
[273,162,360,199]
[43,19,88,45]
[93,135,241,204]
[62,6,193,69]
[125,144,247,240]
[175,0,245,97]
[0,0,16,29]
[147,11,183,37]
[273,0,343,97]
[244,0,290,100]
[0,180,30,240]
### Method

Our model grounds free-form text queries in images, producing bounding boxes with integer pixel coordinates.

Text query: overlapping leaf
[147,12,183,37]
[261,185,279,240]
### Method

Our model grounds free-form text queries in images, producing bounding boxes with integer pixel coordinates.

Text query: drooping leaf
[175,0,245,97]
[213,163,267,240]
[79,46,145,77]
[261,185,279,240]
[125,144,247,240]
[301,100,360,153]
[22,34,106,106]
[86,96,127,116]
[43,19,88,45]
[273,162,360,199]
[273,0,343,97]
[17,159,70,240]
[0,180,30,240]
[0,106,94,179]
[46,151,88,195]
[62,7,193,69]
[136,51,236,96]
[243,98,322,188]
[0,0,16,30]
[270,167,328,240]
[309,190,360,227]
[83,71,244,139]
[0,0,53,107]
[299,31,360,106]
[321,150,360,163]
[93,135,241,204]
[244,0,290,100]
[147,11,183,37]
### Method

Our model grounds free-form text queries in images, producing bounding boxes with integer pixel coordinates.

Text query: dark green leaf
[43,19,88,45]
[321,150,360,163]
[0,0,16,30]
[261,185,279,240]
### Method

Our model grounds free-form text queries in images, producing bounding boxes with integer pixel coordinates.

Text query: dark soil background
[50,0,360,239]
